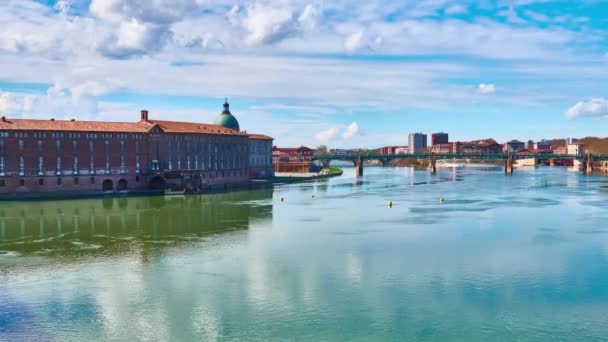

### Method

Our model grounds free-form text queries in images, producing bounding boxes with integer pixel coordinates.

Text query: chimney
[140,110,149,122]
[1,116,6,122]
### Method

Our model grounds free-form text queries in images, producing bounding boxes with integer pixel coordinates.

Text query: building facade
[453,139,502,154]
[248,134,274,179]
[430,143,452,154]
[408,133,427,154]
[272,146,315,173]
[503,140,526,153]
[377,146,407,155]
[567,143,585,156]
[0,100,273,197]
[431,132,449,146]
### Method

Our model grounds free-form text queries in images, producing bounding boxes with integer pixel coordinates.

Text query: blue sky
[1,0,608,148]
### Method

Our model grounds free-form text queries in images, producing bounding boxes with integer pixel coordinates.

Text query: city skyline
[1,1,608,148]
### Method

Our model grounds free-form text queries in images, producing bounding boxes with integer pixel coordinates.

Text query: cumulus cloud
[342,122,359,139]
[239,3,296,45]
[316,127,338,143]
[98,19,172,58]
[90,0,204,24]
[565,98,608,120]
[478,83,496,94]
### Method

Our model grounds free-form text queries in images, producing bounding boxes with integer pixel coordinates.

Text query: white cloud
[445,5,467,15]
[298,4,318,30]
[565,98,608,120]
[344,31,365,52]
[97,19,172,59]
[240,3,295,45]
[342,122,359,139]
[316,127,338,143]
[478,83,496,94]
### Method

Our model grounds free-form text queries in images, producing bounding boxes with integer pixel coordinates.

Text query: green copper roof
[214,99,240,131]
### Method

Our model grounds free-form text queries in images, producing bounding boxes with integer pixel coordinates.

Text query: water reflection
[0,189,273,259]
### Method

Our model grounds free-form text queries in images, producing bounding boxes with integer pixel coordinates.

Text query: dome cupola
[214,98,240,131]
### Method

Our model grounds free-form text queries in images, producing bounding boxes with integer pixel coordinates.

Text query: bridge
[313,153,604,176]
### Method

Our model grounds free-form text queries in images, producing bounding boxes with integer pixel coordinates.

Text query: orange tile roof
[0,118,153,133]
[248,134,273,140]
[150,120,247,136]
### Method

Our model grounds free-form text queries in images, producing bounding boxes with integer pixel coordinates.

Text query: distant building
[272,146,315,173]
[395,147,409,154]
[408,133,427,154]
[430,143,452,154]
[431,132,449,146]
[248,134,274,179]
[554,146,567,155]
[453,139,502,154]
[566,137,578,144]
[377,146,407,155]
[533,140,552,151]
[567,143,585,156]
[329,149,351,156]
[503,140,526,153]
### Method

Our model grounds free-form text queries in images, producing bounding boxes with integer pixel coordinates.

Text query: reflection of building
[408,133,427,154]
[503,140,525,153]
[567,142,585,156]
[248,134,274,179]
[0,189,274,257]
[0,100,273,197]
[272,146,315,173]
[431,132,449,146]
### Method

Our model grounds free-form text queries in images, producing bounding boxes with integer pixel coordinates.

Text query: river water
[2,166,608,341]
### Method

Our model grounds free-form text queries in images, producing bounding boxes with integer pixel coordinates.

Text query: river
[2,166,608,341]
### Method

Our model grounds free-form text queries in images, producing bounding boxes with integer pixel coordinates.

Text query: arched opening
[149,176,166,190]
[117,179,128,191]
[102,179,113,192]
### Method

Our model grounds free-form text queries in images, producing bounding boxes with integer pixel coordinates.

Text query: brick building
[431,132,449,146]
[272,146,315,173]
[248,134,274,179]
[0,100,273,197]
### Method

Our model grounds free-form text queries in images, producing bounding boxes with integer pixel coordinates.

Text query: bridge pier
[586,153,593,174]
[549,158,555,166]
[429,154,436,174]
[355,157,364,177]
[505,153,514,175]
[380,158,389,167]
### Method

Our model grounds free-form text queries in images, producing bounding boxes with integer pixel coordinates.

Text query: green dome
[215,99,240,131]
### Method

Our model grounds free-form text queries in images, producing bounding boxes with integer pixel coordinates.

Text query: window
[19,179,25,187]
[57,178,62,186]
[90,177,95,184]
[39,178,44,186]
[74,177,79,185]
[0,179,4,187]
[136,175,140,183]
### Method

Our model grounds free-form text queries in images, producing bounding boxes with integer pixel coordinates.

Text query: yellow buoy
[388,200,393,208]
[440,197,444,203]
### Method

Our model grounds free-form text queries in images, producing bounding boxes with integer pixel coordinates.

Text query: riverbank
[0,168,344,201]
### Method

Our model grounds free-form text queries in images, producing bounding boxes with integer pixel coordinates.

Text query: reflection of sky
[2,168,608,340]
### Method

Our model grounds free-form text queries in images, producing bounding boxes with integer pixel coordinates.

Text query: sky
[1,0,608,148]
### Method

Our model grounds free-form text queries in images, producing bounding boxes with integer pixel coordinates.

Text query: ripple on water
[0,250,22,257]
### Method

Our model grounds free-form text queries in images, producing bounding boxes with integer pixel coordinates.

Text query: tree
[316,145,329,156]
